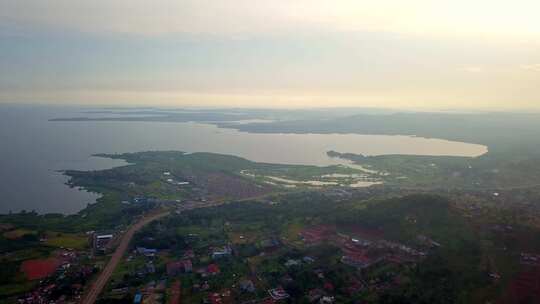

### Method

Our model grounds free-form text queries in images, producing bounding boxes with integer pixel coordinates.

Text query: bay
[0,105,487,214]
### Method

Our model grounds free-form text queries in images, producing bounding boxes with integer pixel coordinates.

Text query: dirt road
[81,210,170,304]
[80,192,283,304]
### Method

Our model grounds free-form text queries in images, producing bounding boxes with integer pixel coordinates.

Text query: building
[146,261,156,274]
[268,287,290,300]
[167,261,183,276]
[167,260,192,276]
[285,259,301,267]
[183,249,195,259]
[133,293,142,304]
[182,259,193,272]
[207,264,220,275]
[212,245,232,259]
[319,296,335,303]
[93,233,113,253]
[208,293,223,304]
[240,279,256,293]
[259,238,280,249]
[341,254,373,269]
[137,247,158,257]
[307,289,325,302]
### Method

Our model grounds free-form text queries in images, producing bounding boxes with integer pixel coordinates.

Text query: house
[137,247,158,257]
[167,261,183,276]
[259,238,280,249]
[314,269,325,279]
[268,287,290,300]
[345,279,364,295]
[341,254,373,269]
[207,264,220,275]
[285,259,301,267]
[167,260,192,276]
[133,293,143,304]
[280,274,294,284]
[183,249,195,259]
[207,290,232,304]
[146,261,156,274]
[182,259,193,272]
[351,238,372,247]
[239,279,256,293]
[111,287,129,295]
[319,296,335,303]
[303,256,316,263]
[133,197,148,204]
[208,293,222,304]
[307,289,325,303]
[212,245,232,259]
[94,233,113,253]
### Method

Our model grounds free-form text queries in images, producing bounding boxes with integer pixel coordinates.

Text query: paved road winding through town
[81,210,170,304]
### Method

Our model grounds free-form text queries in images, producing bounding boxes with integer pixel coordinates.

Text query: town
[2,151,540,304]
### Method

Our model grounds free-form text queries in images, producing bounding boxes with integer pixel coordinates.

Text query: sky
[1,0,540,110]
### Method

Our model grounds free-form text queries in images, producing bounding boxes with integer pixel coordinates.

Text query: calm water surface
[0,105,487,214]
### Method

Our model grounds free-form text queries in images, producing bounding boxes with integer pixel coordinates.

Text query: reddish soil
[300,225,336,243]
[21,258,62,280]
[169,281,181,304]
[497,267,540,304]
[206,173,271,199]
[342,225,385,240]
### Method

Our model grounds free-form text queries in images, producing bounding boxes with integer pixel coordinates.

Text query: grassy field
[0,282,35,301]
[3,229,36,240]
[44,232,89,250]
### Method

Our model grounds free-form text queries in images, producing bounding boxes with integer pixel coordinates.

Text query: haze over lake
[0,105,487,214]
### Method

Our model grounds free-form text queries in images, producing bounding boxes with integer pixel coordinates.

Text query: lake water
[0,105,487,214]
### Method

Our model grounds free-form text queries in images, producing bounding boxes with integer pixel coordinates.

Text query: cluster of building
[18,250,94,304]
[520,252,540,266]
[132,280,167,304]
[166,259,193,276]
[114,218,431,304]
[163,171,191,186]
[300,225,428,271]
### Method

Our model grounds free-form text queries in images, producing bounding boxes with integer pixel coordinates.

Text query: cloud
[1,0,540,39]
[521,64,540,72]
[2,1,540,110]
[459,66,484,73]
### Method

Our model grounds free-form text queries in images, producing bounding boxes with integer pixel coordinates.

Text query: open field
[20,258,62,280]
[3,229,36,240]
[44,232,89,250]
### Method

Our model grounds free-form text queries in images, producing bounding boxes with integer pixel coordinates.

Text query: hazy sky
[1,1,540,109]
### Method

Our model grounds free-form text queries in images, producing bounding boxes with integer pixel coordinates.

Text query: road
[80,210,170,304]
[80,192,284,304]
[169,281,181,304]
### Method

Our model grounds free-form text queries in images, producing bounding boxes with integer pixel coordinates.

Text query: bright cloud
[2,0,540,39]
[521,64,540,72]
[1,1,540,109]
